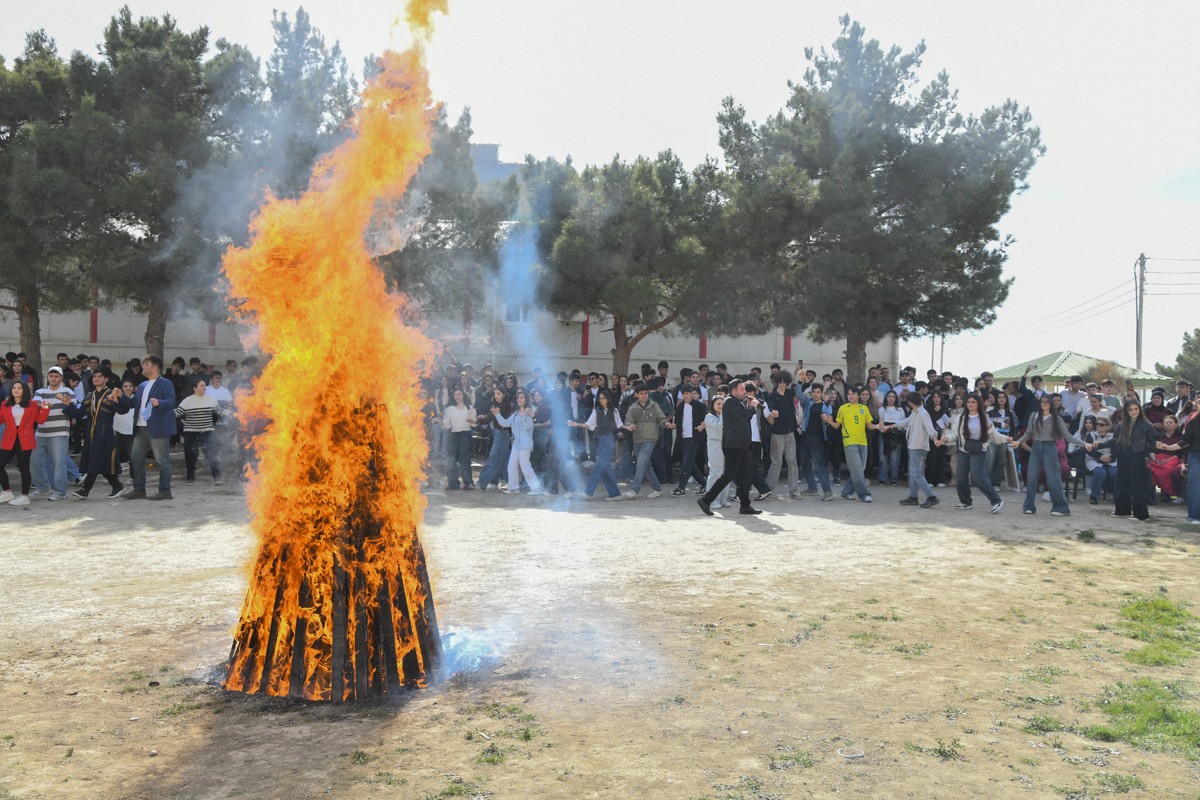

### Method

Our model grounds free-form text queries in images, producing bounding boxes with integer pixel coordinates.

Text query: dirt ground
[2,466,1199,800]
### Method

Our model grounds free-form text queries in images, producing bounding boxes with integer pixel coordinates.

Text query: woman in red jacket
[0,381,51,506]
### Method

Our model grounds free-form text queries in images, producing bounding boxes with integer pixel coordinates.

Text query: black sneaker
[755,490,773,501]
[697,498,713,517]
[920,496,939,509]
[123,490,147,500]
[108,486,128,499]
[72,489,89,500]
[899,497,920,506]
[739,506,763,515]
[670,488,687,496]
[148,491,174,501]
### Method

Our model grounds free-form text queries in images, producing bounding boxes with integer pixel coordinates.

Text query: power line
[1026,295,1133,333]
[1031,277,1133,325]
[1145,269,1200,276]
[1145,256,1200,262]
[1146,291,1200,296]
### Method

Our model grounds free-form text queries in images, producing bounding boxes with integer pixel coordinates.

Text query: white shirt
[207,385,233,404]
[137,377,155,427]
[681,402,693,438]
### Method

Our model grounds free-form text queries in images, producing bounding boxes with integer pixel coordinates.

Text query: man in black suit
[698,379,762,516]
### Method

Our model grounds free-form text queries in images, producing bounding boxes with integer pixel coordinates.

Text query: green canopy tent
[991,351,1171,392]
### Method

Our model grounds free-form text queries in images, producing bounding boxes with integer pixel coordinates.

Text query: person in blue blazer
[117,355,177,500]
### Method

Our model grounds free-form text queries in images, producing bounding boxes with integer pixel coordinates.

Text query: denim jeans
[585,434,620,498]
[1024,440,1069,514]
[985,442,1008,489]
[630,440,662,494]
[955,449,1001,506]
[906,448,935,499]
[841,443,870,498]
[676,436,705,491]
[130,429,172,493]
[799,436,830,492]
[31,434,69,496]
[477,429,511,488]
[878,440,902,484]
[1089,463,1117,499]
[446,430,473,488]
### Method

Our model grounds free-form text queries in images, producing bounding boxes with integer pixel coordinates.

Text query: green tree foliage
[0,31,98,373]
[532,151,725,374]
[375,109,517,319]
[1156,328,1200,385]
[76,7,212,356]
[264,7,357,199]
[718,16,1044,381]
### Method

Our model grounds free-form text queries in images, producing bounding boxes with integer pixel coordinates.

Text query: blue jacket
[117,376,177,438]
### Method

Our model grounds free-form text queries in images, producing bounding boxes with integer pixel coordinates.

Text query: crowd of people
[425,359,1200,525]
[4,348,1197,526]
[0,351,254,506]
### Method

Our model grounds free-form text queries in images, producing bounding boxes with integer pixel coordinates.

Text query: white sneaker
[647,490,663,499]
[624,490,638,499]
[605,495,623,502]
[991,500,1004,514]
[0,491,12,503]
[10,495,30,506]
[504,489,520,495]
[1042,491,1051,501]
[527,489,545,496]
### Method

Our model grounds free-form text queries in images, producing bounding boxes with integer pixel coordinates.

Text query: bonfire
[221,0,448,701]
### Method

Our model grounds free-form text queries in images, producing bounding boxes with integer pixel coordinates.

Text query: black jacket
[720,396,756,451]
[1111,416,1158,456]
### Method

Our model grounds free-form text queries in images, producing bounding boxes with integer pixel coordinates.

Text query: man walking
[698,379,762,516]
[624,384,672,499]
[120,355,176,500]
[880,392,944,508]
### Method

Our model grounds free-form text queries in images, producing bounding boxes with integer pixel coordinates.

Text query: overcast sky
[4,1,1198,377]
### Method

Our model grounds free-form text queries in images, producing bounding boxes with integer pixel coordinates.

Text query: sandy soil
[2,468,1199,799]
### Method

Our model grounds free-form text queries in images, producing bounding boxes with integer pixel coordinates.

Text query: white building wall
[1,306,246,367]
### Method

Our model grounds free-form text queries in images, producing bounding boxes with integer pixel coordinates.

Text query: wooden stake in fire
[225,404,441,701]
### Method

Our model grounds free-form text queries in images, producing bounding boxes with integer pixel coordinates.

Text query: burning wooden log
[224,403,441,701]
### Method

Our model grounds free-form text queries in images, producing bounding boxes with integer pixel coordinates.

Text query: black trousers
[1115,455,1151,520]
[0,443,33,494]
[702,446,752,509]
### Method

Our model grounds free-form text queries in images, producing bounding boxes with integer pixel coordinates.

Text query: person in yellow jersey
[824,385,880,503]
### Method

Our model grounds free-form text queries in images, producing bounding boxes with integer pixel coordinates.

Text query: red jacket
[0,402,50,450]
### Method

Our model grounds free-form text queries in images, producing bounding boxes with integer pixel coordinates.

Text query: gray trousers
[766,432,800,494]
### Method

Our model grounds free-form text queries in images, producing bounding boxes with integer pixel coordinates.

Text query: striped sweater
[32,386,71,437]
[174,395,222,432]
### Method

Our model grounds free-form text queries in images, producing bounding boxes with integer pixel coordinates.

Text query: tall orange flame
[221,2,447,700]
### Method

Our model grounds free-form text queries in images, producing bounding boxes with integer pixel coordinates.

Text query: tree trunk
[607,310,680,377]
[144,292,168,358]
[845,332,868,385]
[16,285,43,378]
[611,323,631,376]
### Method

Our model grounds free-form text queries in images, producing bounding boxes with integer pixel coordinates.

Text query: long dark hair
[1029,394,1068,439]
[1117,399,1142,447]
[957,393,992,442]
[5,380,31,407]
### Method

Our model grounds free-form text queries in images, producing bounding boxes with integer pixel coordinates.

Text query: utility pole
[1135,253,1146,370]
